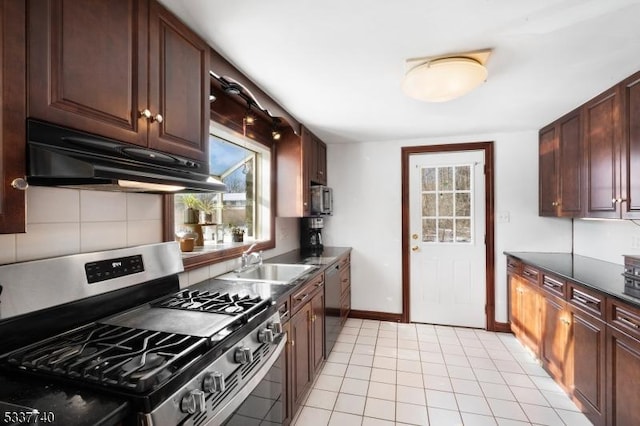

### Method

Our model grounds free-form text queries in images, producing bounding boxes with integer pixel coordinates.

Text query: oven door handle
[206,333,287,425]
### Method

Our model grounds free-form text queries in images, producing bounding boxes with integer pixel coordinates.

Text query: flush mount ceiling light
[402,49,491,102]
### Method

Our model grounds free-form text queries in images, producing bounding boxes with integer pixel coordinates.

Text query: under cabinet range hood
[26,120,226,193]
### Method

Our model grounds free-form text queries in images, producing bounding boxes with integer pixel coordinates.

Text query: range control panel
[85,255,144,284]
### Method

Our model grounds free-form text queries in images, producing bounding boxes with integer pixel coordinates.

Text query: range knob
[269,322,283,335]
[202,371,225,393]
[180,389,205,414]
[234,347,253,364]
[258,328,274,343]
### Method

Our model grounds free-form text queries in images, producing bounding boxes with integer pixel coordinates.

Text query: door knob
[411,246,419,252]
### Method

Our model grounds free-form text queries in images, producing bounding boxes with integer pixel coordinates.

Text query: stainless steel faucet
[240,243,263,270]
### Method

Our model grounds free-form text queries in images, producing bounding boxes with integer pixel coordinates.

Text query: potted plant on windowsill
[231,227,245,242]
[181,194,200,224]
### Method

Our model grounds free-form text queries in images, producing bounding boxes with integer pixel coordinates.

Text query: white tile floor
[291,319,592,426]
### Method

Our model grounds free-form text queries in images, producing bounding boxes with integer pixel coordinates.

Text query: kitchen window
[166,122,274,267]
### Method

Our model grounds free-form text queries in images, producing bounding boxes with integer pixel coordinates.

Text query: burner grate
[5,323,208,392]
[153,290,266,315]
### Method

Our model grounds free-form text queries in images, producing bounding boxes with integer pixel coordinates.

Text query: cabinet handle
[152,113,163,123]
[516,287,524,294]
[551,201,558,207]
[139,109,152,119]
[290,339,295,347]
[315,282,323,288]
[318,170,324,175]
[11,178,28,191]
[312,314,317,322]
[296,294,308,302]
[617,316,640,329]
[573,295,593,305]
[560,318,571,325]
[522,270,535,278]
[544,279,562,288]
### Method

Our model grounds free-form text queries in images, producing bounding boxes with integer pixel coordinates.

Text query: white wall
[0,187,300,286]
[574,219,640,264]
[323,131,572,323]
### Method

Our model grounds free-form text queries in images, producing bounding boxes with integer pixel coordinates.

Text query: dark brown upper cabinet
[583,87,622,219]
[28,0,209,163]
[277,126,328,217]
[0,0,27,234]
[539,69,640,219]
[539,109,583,217]
[621,71,640,219]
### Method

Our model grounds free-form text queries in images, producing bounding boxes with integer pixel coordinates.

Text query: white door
[409,150,486,328]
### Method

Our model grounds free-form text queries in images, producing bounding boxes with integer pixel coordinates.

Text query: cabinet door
[311,290,325,374]
[315,137,327,185]
[147,0,209,162]
[290,304,311,409]
[520,279,541,355]
[583,87,622,218]
[508,274,522,334]
[607,326,640,426]
[539,124,558,216]
[0,0,26,233]
[541,295,571,384]
[621,71,640,219]
[570,308,605,426]
[28,0,147,147]
[558,111,583,216]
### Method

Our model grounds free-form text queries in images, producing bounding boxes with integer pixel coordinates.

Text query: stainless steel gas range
[0,243,287,426]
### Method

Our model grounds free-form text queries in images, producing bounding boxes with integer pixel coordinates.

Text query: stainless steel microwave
[310,186,333,215]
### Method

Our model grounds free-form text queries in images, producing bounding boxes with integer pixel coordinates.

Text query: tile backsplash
[1,187,164,264]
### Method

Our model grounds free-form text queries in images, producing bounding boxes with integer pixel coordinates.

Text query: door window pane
[455,165,471,190]
[455,193,471,216]
[438,219,454,242]
[422,167,436,191]
[456,219,471,242]
[422,219,436,242]
[422,193,436,216]
[438,193,453,216]
[439,167,453,190]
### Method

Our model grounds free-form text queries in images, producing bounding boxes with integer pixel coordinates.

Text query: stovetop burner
[152,289,265,315]
[5,323,208,393]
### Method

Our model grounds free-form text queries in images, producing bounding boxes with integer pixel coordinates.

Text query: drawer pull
[523,270,533,277]
[618,316,640,329]
[572,290,600,306]
[315,282,324,288]
[544,280,562,288]
[295,294,308,302]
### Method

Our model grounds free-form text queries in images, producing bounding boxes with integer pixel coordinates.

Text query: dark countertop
[0,372,129,426]
[504,252,640,307]
[189,247,352,306]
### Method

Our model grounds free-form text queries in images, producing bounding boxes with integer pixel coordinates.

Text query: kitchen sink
[216,263,316,284]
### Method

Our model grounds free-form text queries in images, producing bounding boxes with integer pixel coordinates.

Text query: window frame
[163,122,276,271]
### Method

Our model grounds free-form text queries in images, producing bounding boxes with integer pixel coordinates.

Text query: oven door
[209,334,287,426]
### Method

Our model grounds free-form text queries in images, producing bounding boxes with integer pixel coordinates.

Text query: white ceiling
[159,0,640,144]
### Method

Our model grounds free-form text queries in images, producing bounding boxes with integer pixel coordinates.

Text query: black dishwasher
[324,262,341,357]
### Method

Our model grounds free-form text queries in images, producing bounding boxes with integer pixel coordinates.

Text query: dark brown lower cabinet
[509,275,541,356]
[570,307,605,426]
[290,303,311,409]
[311,290,324,375]
[607,326,640,426]
[541,294,572,386]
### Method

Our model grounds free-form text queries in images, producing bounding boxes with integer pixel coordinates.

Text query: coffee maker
[300,217,324,253]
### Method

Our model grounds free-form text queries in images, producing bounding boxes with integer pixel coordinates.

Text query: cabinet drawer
[291,272,324,313]
[609,299,640,341]
[568,283,604,318]
[507,257,522,275]
[521,265,540,285]
[340,266,350,295]
[541,273,566,299]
